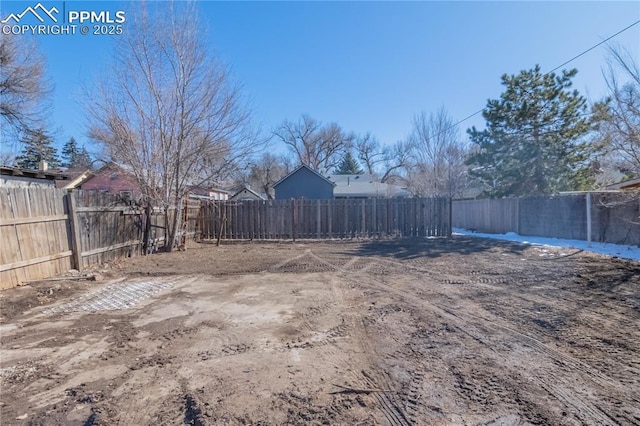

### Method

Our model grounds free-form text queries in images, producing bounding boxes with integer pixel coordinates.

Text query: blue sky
[1,1,639,160]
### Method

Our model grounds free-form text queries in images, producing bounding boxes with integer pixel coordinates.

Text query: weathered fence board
[199,198,451,241]
[0,188,73,289]
[73,191,145,268]
[0,188,205,289]
[452,198,519,235]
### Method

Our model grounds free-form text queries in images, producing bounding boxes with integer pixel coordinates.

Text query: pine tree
[61,137,79,168]
[334,151,364,174]
[61,137,92,169]
[466,66,592,197]
[15,128,59,169]
[74,146,93,169]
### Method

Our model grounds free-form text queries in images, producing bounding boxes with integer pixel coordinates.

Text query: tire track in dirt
[376,257,637,393]
[350,262,626,425]
[306,251,413,426]
[266,250,404,424]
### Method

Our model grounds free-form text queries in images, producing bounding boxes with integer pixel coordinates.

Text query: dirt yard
[1,237,639,425]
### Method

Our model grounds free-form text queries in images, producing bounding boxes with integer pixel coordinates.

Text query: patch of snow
[453,228,640,261]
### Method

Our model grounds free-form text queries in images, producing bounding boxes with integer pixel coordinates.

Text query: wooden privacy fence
[0,188,449,289]
[0,187,201,289]
[0,187,72,289]
[453,192,640,245]
[198,197,452,241]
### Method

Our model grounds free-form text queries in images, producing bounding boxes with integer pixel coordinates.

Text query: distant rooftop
[328,174,411,198]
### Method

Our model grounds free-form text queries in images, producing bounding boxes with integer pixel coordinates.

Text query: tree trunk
[166,197,184,252]
[142,201,152,255]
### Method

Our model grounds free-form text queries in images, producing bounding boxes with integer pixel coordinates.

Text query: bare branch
[593,44,640,179]
[407,107,469,197]
[274,115,353,174]
[0,34,52,156]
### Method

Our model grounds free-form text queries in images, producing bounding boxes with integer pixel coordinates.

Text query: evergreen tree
[74,146,93,169]
[334,151,364,174]
[61,137,92,169]
[466,66,592,197]
[61,137,79,167]
[15,128,59,169]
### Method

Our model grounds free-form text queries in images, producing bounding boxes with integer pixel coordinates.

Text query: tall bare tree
[244,153,290,199]
[408,108,469,197]
[274,114,354,173]
[0,34,51,162]
[86,1,256,250]
[592,45,640,178]
[354,133,411,183]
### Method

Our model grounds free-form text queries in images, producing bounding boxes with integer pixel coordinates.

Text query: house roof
[1,165,71,182]
[272,164,336,188]
[604,177,640,190]
[57,169,94,189]
[231,186,265,200]
[328,174,411,198]
[189,185,231,196]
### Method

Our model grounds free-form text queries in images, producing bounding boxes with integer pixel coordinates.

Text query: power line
[429,19,640,140]
[548,20,640,75]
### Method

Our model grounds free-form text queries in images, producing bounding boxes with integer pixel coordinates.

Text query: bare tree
[273,114,354,173]
[407,108,469,197]
[0,34,51,160]
[355,133,384,175]
[245,153,290,199]
[354,133,411,183]
[592,45,640,178]
[86,1,257,251]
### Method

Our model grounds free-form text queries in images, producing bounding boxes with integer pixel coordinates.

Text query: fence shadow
[349,235,529,260]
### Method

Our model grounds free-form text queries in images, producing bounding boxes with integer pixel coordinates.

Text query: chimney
[347,176,350,186]
[38,160,48,171]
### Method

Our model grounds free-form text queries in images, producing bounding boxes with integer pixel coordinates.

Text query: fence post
[361,199,366,238]
[291,198,297,242]
[586,192,592,246]
[216,202,225,247]
[516,198,521,235]
[65,191,83,272]
[327,199,332,238]
[316,199,321,239]
[448,197,453,237]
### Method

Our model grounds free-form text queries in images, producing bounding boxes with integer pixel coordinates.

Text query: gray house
[273,164,335,199]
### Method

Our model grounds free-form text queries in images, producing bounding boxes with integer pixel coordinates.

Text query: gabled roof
[272,164,336,188]
[231,185,265,200]
[58,169,94,189]
[85,162,129,177]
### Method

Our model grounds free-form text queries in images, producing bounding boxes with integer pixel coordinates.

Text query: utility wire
[548,20,640,75]
[429,19,640,140]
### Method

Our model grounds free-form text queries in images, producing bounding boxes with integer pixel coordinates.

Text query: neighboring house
[273,164,335,200]
[79,162,142,199]
[329,174,412,198]
[1,163,71,188]
[189,186,230,201]
[230,186,265,201]
[605,177,640,190]
[55,169,94,190]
